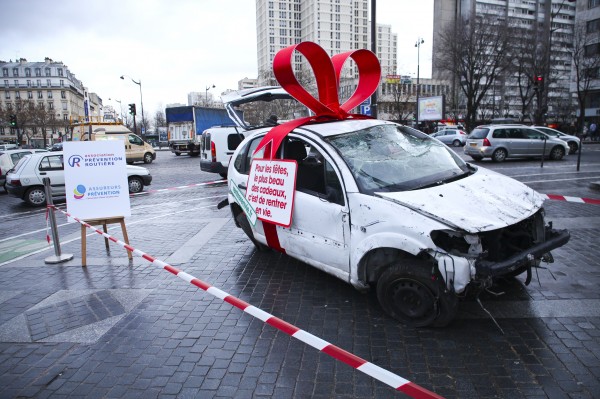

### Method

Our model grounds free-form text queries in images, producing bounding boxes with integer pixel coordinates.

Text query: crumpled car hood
[375,168,544,233]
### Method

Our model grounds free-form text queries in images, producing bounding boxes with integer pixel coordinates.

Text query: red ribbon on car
[254,41,381,159]
[253,41,380,252]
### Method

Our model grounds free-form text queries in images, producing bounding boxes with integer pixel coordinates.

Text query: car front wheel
[550,146,565,160]
[24,186,46,207]
[568,142,578,154]
[128,177,144,193]
[143,152,154,164]
[492,148,507,162]
[376,263,458,327]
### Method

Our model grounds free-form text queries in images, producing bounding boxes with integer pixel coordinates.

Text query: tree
[435,16,512,131]
[153,109,166,131]
[571,22,600,134]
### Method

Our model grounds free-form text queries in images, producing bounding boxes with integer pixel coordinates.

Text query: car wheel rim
[129,180,142,193]
[552,148,563,159]
[29,190,45,205]
[495,150,506,161]
[388,278,436,322]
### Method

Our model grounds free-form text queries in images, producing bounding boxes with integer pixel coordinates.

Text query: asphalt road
[0,144,599,398]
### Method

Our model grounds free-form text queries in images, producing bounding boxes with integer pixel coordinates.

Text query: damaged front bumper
[475,227,570,278]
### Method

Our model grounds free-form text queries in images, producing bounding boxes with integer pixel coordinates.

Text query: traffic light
[533,75,543,92]
[128,103,137,116]
[536,75,544,84]
[9,114,17,127]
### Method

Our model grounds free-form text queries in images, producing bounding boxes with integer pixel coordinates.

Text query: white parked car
[0,148,48,191]
[225,101,570,327]
[531,126,580,154]
[5,151,152,206]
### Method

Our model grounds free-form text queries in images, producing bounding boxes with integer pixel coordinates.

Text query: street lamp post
[205,84,215,105]
[415,38,424,129]
[120,75,145,139]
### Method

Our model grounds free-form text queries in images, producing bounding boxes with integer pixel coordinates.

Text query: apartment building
[0,58,101,146]
[574,0,600,123]
[432,0,577,122]
[255,0,397,83]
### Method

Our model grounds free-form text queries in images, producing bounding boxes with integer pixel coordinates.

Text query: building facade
[432,0,577,122]
[573,0,600,124]
[0,58,102,146]
[255,0,397,84]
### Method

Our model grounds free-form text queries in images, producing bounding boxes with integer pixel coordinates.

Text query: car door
[127,134,144,162]
[522,128,547,156]
[230,134,351,275]
[506,128,528,155]
[276,136,351,275]
[35,154,65,195]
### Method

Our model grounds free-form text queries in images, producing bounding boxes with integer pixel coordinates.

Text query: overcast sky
[1,0,433,118]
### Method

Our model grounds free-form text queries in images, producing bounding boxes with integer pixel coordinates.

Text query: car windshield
[326,124,470,194]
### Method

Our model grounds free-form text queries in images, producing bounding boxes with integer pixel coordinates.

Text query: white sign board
[63,141,131,220]
[246,159,297,227]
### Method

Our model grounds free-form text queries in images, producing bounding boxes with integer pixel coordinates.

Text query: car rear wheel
[128,177,144,194]
[143,152,154,164]
[376,263,458,327]
[452,139,461,147]
[549,146,565,160]
[492,148,507,162]
[175,152,181,156]
[24,186,46,207]
[469,155,483,161]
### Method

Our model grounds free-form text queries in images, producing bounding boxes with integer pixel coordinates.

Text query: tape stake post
[49,205,443,399]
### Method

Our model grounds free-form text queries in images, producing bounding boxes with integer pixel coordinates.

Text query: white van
[199,126,246,178]
[76,124,156,164]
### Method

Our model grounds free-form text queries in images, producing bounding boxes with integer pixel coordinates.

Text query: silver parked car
[464,124,569,162]
[531,126,580,154]
[430,128,468,147]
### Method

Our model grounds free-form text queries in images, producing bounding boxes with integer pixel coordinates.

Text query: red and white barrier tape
[48,205,443,399]
[541,193,600,205]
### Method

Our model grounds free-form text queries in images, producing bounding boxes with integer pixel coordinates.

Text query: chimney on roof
[19,58,27,63]
[45,57,53,63]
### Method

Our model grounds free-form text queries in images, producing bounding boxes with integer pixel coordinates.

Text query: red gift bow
[254,41,381,159]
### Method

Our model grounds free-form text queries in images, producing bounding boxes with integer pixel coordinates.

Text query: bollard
[43,177,74,264]
[540,137,546,168]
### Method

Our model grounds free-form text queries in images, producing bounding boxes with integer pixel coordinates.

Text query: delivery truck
[166,106,239,157]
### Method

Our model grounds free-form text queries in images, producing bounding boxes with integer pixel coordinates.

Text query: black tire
[470,155,483,161]
[452,139,461,147]
[492,148,507,162]
[219,172,228,179]
[549,146,565,160]
[568,142,578,155]
[376,263,458,327]
[235,211,269,252]
[24,186,46,207]
[143,152,154,164]
[175,152,181,156]
[128,176,144,194]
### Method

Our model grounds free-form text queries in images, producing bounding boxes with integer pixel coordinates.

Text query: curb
[590,181,600,191]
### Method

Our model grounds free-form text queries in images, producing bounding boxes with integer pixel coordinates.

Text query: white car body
[5,151,152,206]
[224,90,570,327]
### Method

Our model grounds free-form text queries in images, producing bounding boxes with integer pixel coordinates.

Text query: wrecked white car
[226,112,570,327]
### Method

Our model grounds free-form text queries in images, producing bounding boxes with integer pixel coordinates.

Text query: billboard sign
[418,96,445,121]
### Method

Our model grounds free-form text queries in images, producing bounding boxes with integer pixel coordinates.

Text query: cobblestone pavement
[0,149,599,398]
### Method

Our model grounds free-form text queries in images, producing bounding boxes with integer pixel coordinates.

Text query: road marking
[165,218,229,264]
